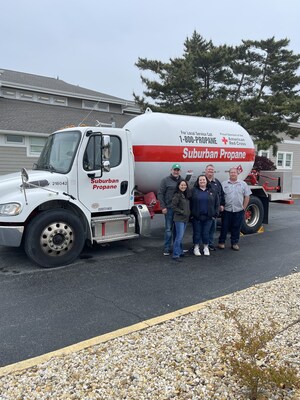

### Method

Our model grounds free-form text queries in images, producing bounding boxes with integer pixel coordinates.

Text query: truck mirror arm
[62,192,76,200]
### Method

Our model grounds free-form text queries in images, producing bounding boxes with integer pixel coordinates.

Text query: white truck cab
[0,126,150,268]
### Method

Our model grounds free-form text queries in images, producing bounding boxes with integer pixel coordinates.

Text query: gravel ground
[0,272,299,400]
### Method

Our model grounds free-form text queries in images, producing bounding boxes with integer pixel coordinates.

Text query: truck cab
[0,126,150,268]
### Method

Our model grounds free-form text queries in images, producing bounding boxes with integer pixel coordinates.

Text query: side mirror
[102,135,111,160]
[21,168,29,183]
[102,160,110,172]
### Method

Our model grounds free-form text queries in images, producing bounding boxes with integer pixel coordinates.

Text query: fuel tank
[125,109,255,193]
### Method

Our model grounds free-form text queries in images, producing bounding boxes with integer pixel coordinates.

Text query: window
[2,89,16,98]
[29,137,47,155]
[82,100,109,112]
[37,95,50,103]
[98,102,109,112]
[83,135,121,171]
[5,135,24,144]
[53,97,67,105]
[83,100,98,109]
[35,131,81,173]
[276,152,293,169]
[20,92,34,100]
[1,89,67,105]
[258,150,270,158]
[109,136,121,167]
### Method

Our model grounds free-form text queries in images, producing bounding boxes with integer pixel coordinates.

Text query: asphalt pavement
[0,200,299,367]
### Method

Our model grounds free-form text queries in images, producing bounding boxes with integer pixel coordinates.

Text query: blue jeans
[219,210,245,245]
[208,218,217,247]
[192,218,212,246]
[164,208,174,252]
[173,222,187,258]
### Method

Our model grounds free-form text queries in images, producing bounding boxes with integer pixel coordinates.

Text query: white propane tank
[124,109,255,194]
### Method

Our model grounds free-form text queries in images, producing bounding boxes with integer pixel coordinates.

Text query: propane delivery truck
[0,109,293,268]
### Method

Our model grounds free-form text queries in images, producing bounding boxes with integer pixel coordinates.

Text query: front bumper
[0,226,24,247]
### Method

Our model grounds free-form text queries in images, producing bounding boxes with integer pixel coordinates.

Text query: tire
[24,209,85,268]
[241,196,264,234]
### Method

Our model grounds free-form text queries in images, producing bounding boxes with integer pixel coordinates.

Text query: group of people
[157,163,252,262]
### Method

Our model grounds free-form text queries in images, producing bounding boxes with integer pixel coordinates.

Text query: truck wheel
[241,196,264,234]
[24,209,85,268]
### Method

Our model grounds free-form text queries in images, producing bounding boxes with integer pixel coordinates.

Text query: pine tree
[134,33,300,150]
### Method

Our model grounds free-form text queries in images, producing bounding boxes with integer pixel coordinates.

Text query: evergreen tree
[134,33,300,150]
[134,32,235,115]
[234,37,300,151]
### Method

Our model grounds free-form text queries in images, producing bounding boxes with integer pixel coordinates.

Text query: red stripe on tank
[132,145,255,163]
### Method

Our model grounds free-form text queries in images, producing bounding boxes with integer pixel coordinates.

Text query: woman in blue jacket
[190,175,219,256]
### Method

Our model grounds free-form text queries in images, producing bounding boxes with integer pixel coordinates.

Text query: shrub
[220,307,300,400]
[253,155,276,171]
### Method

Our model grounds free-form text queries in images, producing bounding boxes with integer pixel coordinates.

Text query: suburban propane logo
[183,148,247,160]
[91,178,119,190]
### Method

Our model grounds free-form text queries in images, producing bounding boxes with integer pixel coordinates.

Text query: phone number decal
[179,135,217,144]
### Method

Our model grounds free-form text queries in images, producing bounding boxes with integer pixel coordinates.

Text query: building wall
[279,141,300,175]
[280,140,300,195]
[0,145,38,175]
[0,69,140,177]
[266,138,300,195]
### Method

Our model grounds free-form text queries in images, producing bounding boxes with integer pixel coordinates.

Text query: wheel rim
[40,221,74,256]
[245,204,260,228]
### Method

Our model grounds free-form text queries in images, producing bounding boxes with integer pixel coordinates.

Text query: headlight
[0,203,22,216]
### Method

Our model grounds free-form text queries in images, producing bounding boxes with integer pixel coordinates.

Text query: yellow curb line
[0,292,234,377]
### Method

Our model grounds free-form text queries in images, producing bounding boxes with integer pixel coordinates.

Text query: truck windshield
[34,131,81,173]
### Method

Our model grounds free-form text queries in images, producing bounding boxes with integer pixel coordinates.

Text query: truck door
[77,132,132,213]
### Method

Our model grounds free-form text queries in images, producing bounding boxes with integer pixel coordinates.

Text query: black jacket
[208,178,225,207]
[157,174,182,209]
[171,192,190,223]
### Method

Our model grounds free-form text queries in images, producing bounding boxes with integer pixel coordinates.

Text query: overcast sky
[1,0,300,101]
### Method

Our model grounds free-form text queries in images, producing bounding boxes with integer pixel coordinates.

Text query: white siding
[0,146,38,175]
[266,138,300,194]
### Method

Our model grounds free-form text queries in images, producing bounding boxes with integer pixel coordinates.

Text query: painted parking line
[0,292,233,377]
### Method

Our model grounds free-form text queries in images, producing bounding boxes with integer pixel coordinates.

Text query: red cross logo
[237,165,243,174]
[222,136,228,145]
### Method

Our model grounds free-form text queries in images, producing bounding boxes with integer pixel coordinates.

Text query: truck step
[91,214,137,242]
[92,214,133,223]
[93,233,139,243]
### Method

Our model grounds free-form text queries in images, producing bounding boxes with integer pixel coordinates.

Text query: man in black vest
[205,164,225,251]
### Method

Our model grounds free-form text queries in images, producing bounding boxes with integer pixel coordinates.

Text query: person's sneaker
[193,245,201,256]
[218,243,225,249]
[203,247,210,256]
[208,245,216,251]
[163,251,170,256]
[231,244,240,251]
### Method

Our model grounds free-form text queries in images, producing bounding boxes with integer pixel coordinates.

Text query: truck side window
[83,135,121,171]
[109,136,121,167]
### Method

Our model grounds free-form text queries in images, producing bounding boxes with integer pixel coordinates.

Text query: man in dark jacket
[205,164,225,251]
[157,164,183,255]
